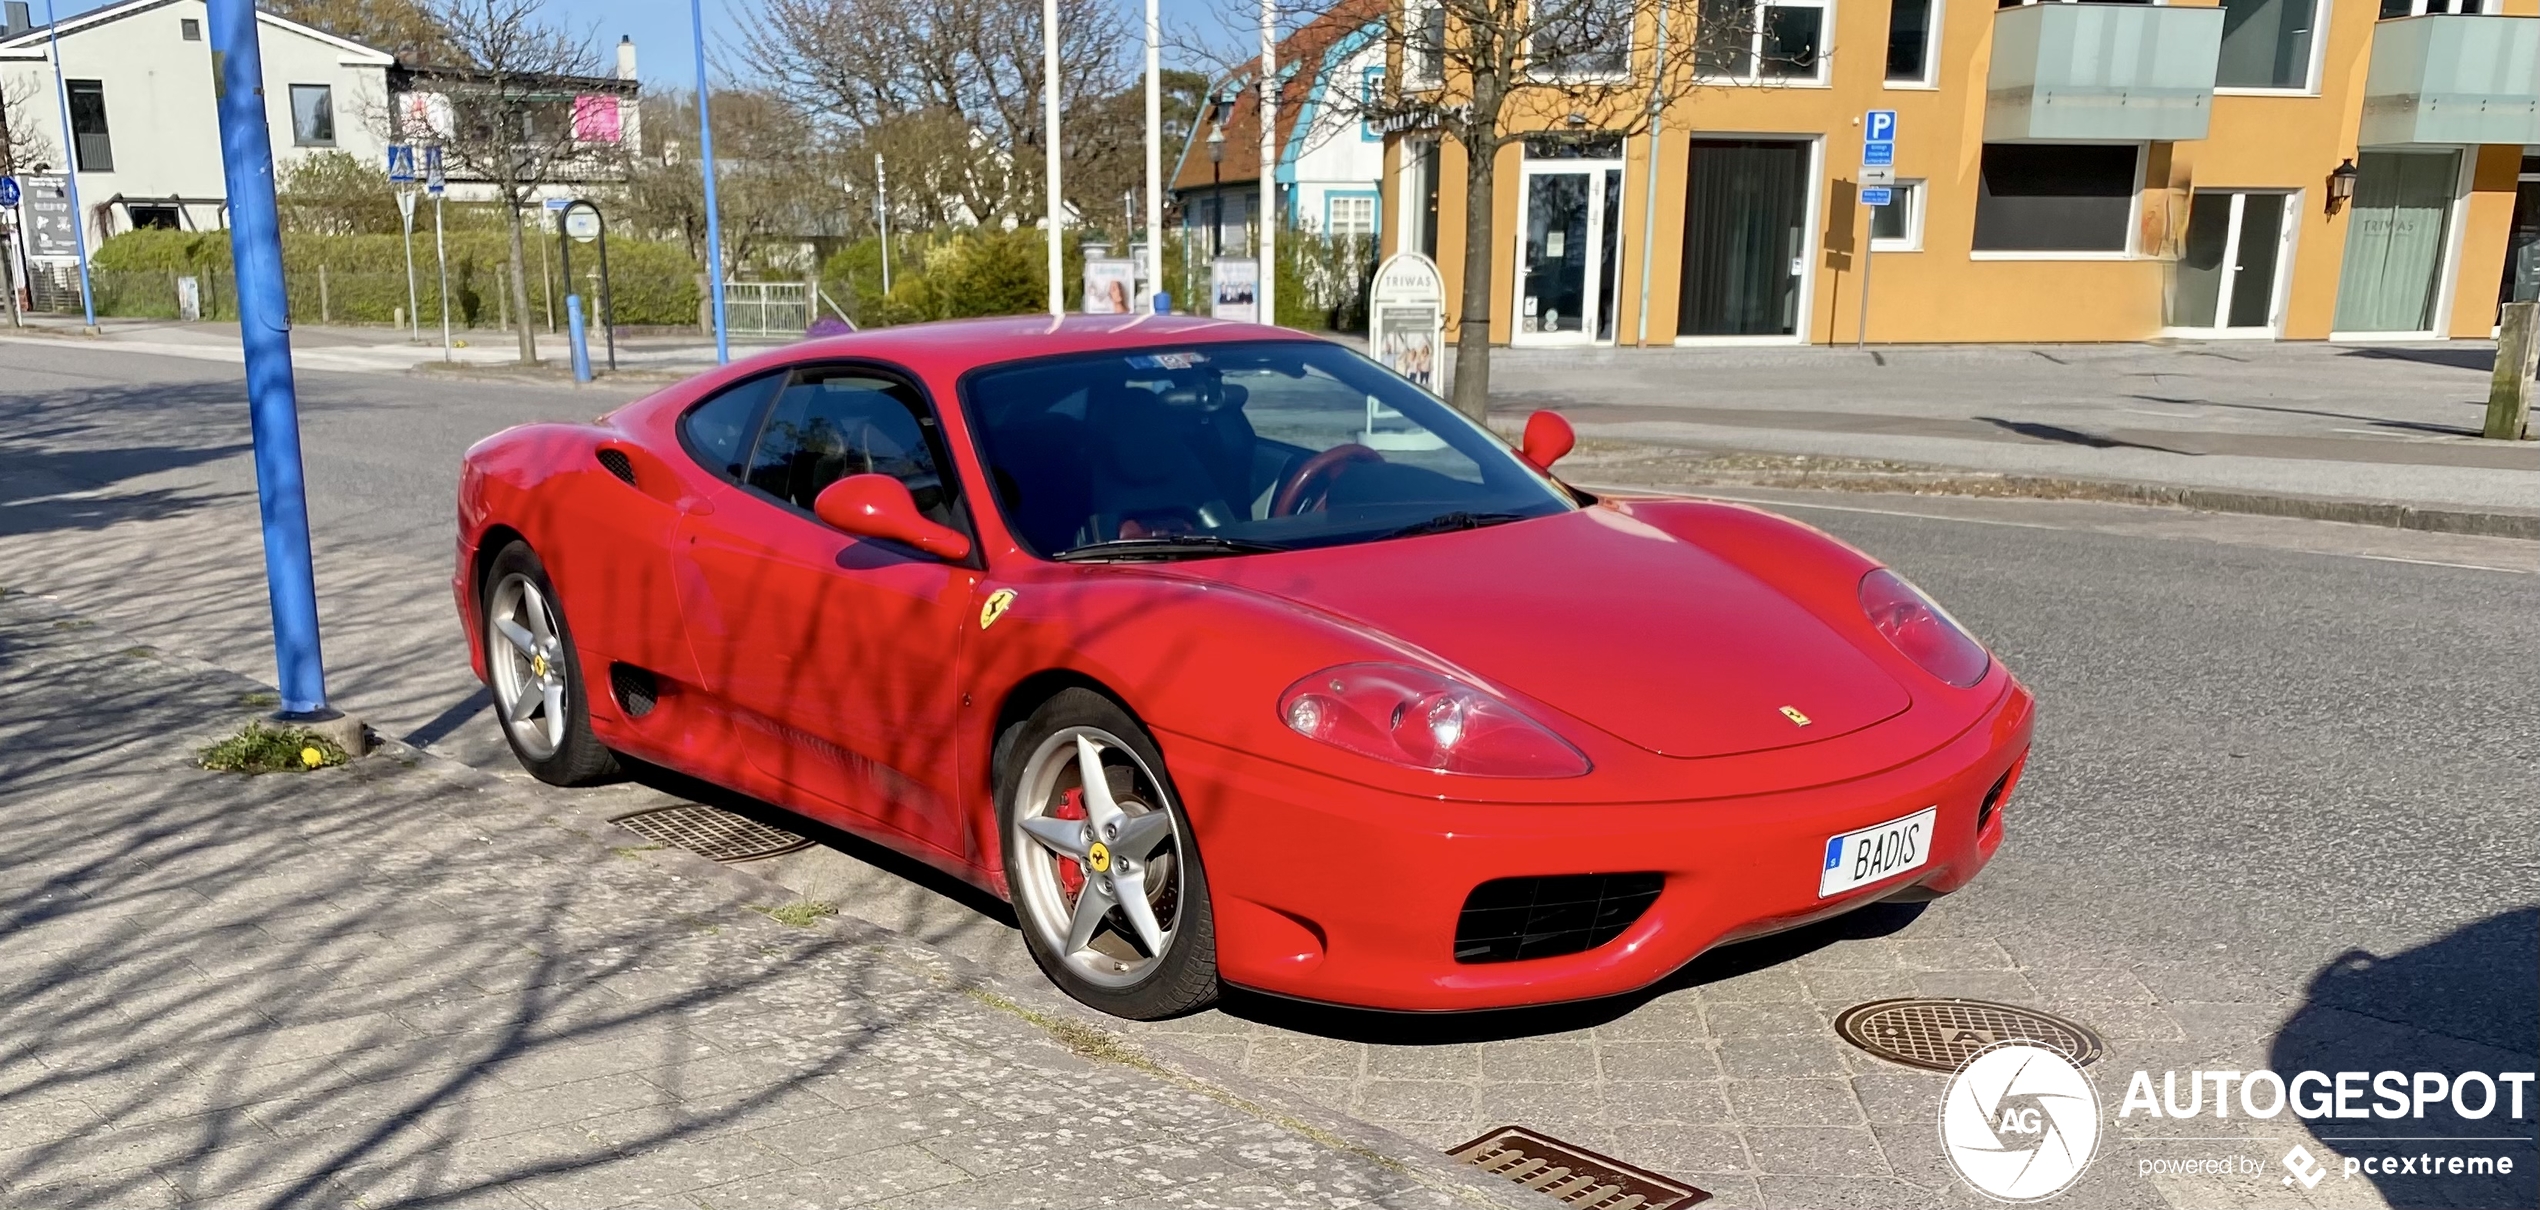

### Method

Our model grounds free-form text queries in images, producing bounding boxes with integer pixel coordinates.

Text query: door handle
[679,496,717,517]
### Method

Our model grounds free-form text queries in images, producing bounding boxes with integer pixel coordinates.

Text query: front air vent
[1977,765,2015,832]
[596,448,637,487]
[1454,873,1663,964]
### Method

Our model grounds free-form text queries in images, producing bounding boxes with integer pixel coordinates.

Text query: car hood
[1171,507,1911,758]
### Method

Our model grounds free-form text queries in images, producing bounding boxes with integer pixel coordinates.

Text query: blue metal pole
[565,294,592,383]
[689,0,729,364]
[40,0,95,330]
[207,0,328,716]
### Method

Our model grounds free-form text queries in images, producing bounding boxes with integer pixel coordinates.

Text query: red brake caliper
[1050,786,1087,899]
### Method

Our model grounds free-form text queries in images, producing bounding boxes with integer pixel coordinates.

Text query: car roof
[778,314,1326,372]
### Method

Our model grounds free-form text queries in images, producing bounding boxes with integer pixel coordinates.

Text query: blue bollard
[1154,291,1172,315]
[207,0,328,717]
[566,295,593,383]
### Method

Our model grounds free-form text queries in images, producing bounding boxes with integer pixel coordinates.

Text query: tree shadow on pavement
[1975,417,2199,456]
[1220,900,1925,1045]
[2267,907,2539,1210]
[2339,346,2496,375]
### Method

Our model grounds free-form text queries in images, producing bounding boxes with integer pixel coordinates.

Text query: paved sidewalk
[0,589,1546,1210]
[1482,342,2537,516]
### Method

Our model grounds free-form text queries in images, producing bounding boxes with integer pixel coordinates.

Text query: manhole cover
[1448,1125,1710,1208]
[610,804,810,863]
[1833,998,2106,1072]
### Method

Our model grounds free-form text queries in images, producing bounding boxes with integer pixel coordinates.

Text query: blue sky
[56,0,1240,87]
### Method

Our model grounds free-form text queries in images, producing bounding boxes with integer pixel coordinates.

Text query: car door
[671,362,979,860]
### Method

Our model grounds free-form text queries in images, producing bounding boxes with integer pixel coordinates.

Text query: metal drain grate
[611,804,810,863]
[1833,998,2106,1072]
[1448,1125,1710,1209]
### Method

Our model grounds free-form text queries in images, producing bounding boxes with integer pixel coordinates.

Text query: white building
[0,0,395,252]
[1169,2,1387,258]
[0,0,639,264]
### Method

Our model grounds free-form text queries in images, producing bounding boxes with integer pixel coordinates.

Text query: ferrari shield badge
[1779,705,1813,727]
[979,588,1018,630]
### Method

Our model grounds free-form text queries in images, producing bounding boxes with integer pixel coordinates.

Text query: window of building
[1870,181,1923,250]
[1534,0,1632,79]
[180,18,200,40]
[2217,0,2316,90]
[1328,194,1377,238]
[2379,1,2495,15]
[1361,66,1385,140]
[66,79,111,173]
[290,85,337,146]
[1400,137,1441,260]
[1696,0,1829,83]
[1406,0,1445,87]
[1885,0,1936,85]
[1998,0,2153,7]
[1972,143,2138,254]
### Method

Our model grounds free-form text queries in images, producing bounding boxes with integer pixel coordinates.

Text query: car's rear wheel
[481,542,619,786]
[998,689,1218,1019]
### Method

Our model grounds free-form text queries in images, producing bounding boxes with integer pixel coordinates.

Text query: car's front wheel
[998,689,1218,1019]
[481,542,619,786]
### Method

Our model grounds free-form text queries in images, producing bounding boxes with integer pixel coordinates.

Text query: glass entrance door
[1515,161,1623,345]
[2333,150,2459,334]
[2172,191,2290,333]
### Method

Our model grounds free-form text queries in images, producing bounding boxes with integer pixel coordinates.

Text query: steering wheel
[1270,444,1385,517]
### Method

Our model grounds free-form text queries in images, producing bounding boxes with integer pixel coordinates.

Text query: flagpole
[1043,0,1064,317]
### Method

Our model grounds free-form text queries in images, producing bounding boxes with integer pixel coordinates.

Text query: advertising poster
[1211,257,1258,323]
[21,176,77,259]
[1366,252,1446,394]
[1081,258,1137,314]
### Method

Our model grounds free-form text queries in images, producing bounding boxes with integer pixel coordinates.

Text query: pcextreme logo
[1940,1041,2103,1202]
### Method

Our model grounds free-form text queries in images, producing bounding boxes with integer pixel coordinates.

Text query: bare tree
[742,0,1131,226]
[1192,0,1749,419]
[1,73,56,176]
[412,0,615,364]
[621,88,845,272]
[263,0,457,62]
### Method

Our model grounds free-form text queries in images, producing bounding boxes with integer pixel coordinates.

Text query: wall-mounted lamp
[2326,158,2359,215]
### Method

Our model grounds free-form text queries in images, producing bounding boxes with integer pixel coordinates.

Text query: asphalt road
[4,337,2533,1209]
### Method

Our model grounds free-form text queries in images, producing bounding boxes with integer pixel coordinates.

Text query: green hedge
[89,230,702,327]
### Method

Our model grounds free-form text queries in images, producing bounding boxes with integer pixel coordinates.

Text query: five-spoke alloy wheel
[480,542,618,785]
[1000,689,1217,1018]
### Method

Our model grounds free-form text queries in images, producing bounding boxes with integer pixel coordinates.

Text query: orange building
[1380,0,2540,348]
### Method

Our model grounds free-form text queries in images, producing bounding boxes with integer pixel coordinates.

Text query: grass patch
[752,900,839,928]
[117,646,157,659]
[199,723,350,774]
[53,619,94,631]
[236,691,281,709]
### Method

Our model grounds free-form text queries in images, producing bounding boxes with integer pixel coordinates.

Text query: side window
[679,373,784,480]
[744,369,954,524]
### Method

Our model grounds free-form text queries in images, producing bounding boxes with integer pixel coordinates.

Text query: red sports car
[454,315,2031,1019]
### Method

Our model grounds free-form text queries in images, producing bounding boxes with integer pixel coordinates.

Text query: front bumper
[1162,685,2032,1012]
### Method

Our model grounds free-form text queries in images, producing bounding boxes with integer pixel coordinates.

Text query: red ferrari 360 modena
[454,315,2031,1019]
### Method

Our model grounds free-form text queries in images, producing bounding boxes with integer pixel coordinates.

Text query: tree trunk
[502,197,538,364]
[1448,135,1499,422]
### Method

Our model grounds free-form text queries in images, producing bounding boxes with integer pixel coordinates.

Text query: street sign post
[556,199,616,371]
[427,149,450,362]
[396,188,420,340]
[1859,109,1898,350]
[41,0,97,331]
[207,0,334,725]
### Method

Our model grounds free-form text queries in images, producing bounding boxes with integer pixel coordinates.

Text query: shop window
[1972,144,2137,254]
[2217,0,2316,90]
[1870,181,1923,251]
[1885,0,1936,85]
[1696,0,1828,82]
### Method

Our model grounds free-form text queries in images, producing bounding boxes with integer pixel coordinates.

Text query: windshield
[963,340,1574,559]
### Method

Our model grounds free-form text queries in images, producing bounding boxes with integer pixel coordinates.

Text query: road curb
[1922,475,2540,540]
[0,586,1557,1210]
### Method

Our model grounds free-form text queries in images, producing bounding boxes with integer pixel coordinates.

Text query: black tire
[479,541,620,786]
[996,688,1219,1019]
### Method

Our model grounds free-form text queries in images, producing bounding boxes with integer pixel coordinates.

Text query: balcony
[2360,15,2540,147]
[1985,2,2224,143]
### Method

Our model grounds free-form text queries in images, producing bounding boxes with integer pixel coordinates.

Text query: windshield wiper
[1383,511,1530,540]
[1053,533,1289,562]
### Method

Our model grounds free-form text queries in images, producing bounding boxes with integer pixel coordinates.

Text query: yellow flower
[301,747,324,768]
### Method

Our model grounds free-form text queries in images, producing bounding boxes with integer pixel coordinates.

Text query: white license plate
[1818,807,1937,898]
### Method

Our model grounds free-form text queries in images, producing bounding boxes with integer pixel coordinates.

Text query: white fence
[722,281,810,337]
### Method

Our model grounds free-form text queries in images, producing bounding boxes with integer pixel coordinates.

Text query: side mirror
[1518,409,1575,473]
[812,474,972,561]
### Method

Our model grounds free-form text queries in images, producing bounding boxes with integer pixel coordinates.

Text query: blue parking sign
[0,177,18,208]
[1866,110,1898,144]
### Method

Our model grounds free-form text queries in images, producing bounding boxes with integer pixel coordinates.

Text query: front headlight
[1278,662,1591,778]
[1859,568,1991,688]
